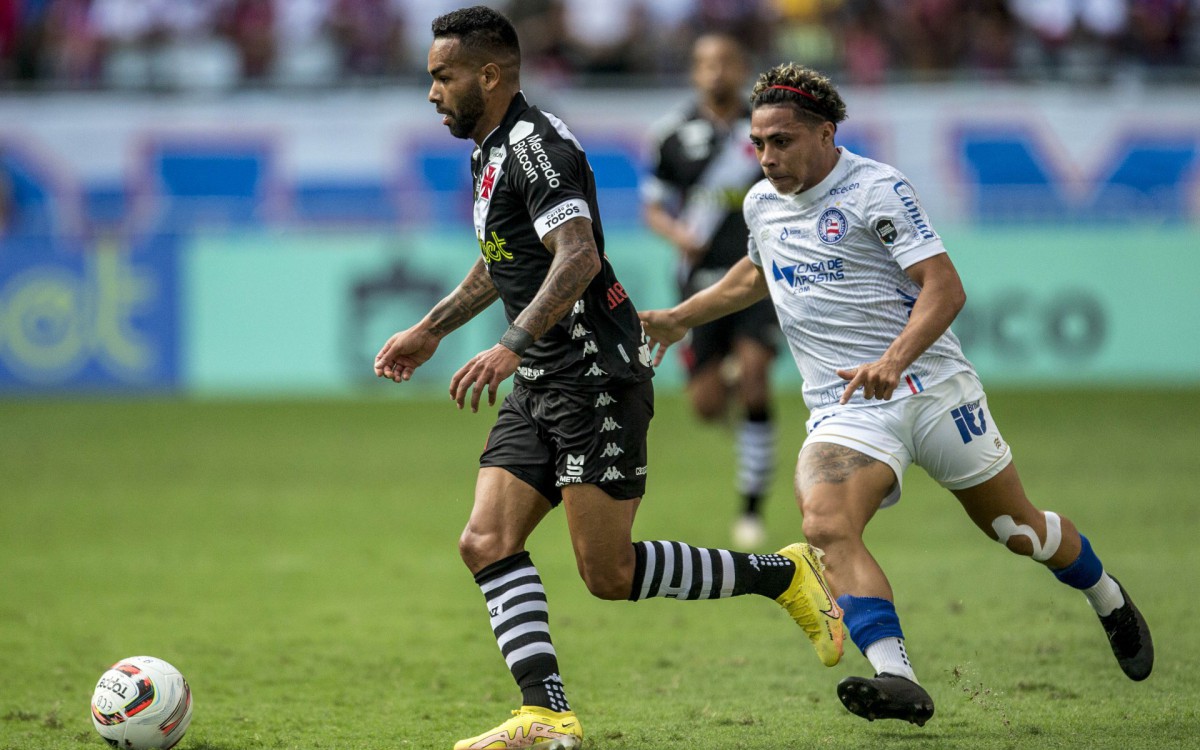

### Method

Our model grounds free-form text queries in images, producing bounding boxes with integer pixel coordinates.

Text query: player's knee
[799,510,853,552]
[991,510,1063,562]
[575,557,634,601]
[691,395,725,422]
[458,527,507,573]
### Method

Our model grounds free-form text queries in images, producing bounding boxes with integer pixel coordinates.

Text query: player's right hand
[374,325,440,383]
[638,310,687,368]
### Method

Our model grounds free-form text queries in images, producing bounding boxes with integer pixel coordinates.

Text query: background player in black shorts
[643,33,780,549]
[373,7,842,749]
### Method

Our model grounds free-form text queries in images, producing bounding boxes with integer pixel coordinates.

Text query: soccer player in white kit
[640,62,1153,726]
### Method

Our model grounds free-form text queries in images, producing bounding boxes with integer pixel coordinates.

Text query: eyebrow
[429,63,446,77]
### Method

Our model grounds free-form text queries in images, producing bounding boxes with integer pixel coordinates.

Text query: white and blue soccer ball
[90,656,192,749]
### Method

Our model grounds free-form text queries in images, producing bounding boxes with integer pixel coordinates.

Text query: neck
[473,88,521,145]
[702,95,741,125]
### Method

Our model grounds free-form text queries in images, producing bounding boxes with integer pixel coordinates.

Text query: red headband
[769,84,820,104]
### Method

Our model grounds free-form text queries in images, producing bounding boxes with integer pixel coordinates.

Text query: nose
[428,82,440,104]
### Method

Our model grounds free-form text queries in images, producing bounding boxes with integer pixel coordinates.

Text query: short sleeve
[867,173,946,269]
[508,132,594,240]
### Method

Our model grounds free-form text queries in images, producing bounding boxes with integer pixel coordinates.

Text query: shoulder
[743,178,784,215]
[646,103,697,148]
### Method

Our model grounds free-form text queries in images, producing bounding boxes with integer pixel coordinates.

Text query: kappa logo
[582,341,599,355]
[600,466,625,481]
[600,417,621,432]
[595,392,616,407]
[571,323,590,339]
[951,401,988,444]
[585,362,607,377]
[638,344,652,367]
[601,442,624,457]
[573,300,585,314]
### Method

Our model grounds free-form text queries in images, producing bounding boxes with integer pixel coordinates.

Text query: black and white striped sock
[475,551,570,712]
[628,541,794,601]
[738,412,775,515]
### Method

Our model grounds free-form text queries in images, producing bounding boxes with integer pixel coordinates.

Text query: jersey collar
[478,91,532,156]
[788,147,850,207]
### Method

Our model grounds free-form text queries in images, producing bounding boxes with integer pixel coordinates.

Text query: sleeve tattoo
[426,258,499,337]
[512,218,600,339]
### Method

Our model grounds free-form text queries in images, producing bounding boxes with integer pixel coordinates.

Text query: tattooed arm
[512,217,601,340]
[448,217,600,412]
[374,258,498,383]
[426,258,501,337]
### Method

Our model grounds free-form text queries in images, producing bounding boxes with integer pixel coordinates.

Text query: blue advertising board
[0,234,180,392]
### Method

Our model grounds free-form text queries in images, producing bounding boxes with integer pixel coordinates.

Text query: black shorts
[479,379,653,506]
[679,298,778,377]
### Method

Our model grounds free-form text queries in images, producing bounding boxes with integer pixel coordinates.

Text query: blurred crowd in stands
[0,0,1196,91]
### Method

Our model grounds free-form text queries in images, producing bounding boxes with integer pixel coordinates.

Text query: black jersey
[642,104,763,271]
[471,93,652,390]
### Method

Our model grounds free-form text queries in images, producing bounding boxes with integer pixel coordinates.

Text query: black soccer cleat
[837,673,935,727]
[1100,578,1154,681]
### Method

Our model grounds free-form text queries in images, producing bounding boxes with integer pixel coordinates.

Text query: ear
[479,61,503,92]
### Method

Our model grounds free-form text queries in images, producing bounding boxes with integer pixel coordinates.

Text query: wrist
[499,324,534,356]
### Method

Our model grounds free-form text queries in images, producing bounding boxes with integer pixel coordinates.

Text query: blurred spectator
[1,0,1198,88]
[965,0,1018,76]
[272,0,336,86]
[505,0,573,82]
[1009,0,1128,79]
[689,0,776,60]
[38,0,99,86]
[221,0,275,82]
[330,0,406,79]
[560,0,646,76]
[1127,0,1190,67]
[773,0,841,77]
[0,0,16,78]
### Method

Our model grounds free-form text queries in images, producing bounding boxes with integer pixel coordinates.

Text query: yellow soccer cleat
[453,706,583,750]
[775,543,845,667]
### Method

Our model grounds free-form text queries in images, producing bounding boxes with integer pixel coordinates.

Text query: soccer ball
[90,656,192,749]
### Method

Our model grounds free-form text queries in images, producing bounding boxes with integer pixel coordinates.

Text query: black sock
[627,541,794,601]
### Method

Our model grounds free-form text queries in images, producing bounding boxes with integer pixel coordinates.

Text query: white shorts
[803,371,1012,508]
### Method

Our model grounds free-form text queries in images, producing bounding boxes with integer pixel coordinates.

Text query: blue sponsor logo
[829,182,860,196]
[817,207,847,245]
[771,257,845,291]
[892,180,936,240]
[951,401,987,443]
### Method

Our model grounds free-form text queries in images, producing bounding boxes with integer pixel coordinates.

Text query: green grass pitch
[1,388,1197,750]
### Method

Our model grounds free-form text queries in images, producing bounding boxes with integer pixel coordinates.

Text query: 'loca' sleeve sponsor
[509,134,593,240]
[868,171,946,270]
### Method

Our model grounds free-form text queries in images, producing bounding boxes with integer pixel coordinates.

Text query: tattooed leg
[794,442,897,600]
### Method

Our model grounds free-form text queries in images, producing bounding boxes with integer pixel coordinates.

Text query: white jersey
[744,147,975,415]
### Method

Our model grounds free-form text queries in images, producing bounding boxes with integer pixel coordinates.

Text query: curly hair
[432,6,521,66]
[750,63,847,127]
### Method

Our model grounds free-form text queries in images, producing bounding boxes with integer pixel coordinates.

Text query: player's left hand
[837,359,903,404]
[450,344,521,412]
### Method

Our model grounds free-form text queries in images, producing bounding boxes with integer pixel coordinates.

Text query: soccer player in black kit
[643,33,780,550]
[374,7,843,748]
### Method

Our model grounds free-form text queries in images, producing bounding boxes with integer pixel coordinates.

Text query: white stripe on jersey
[743,148,975,415]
